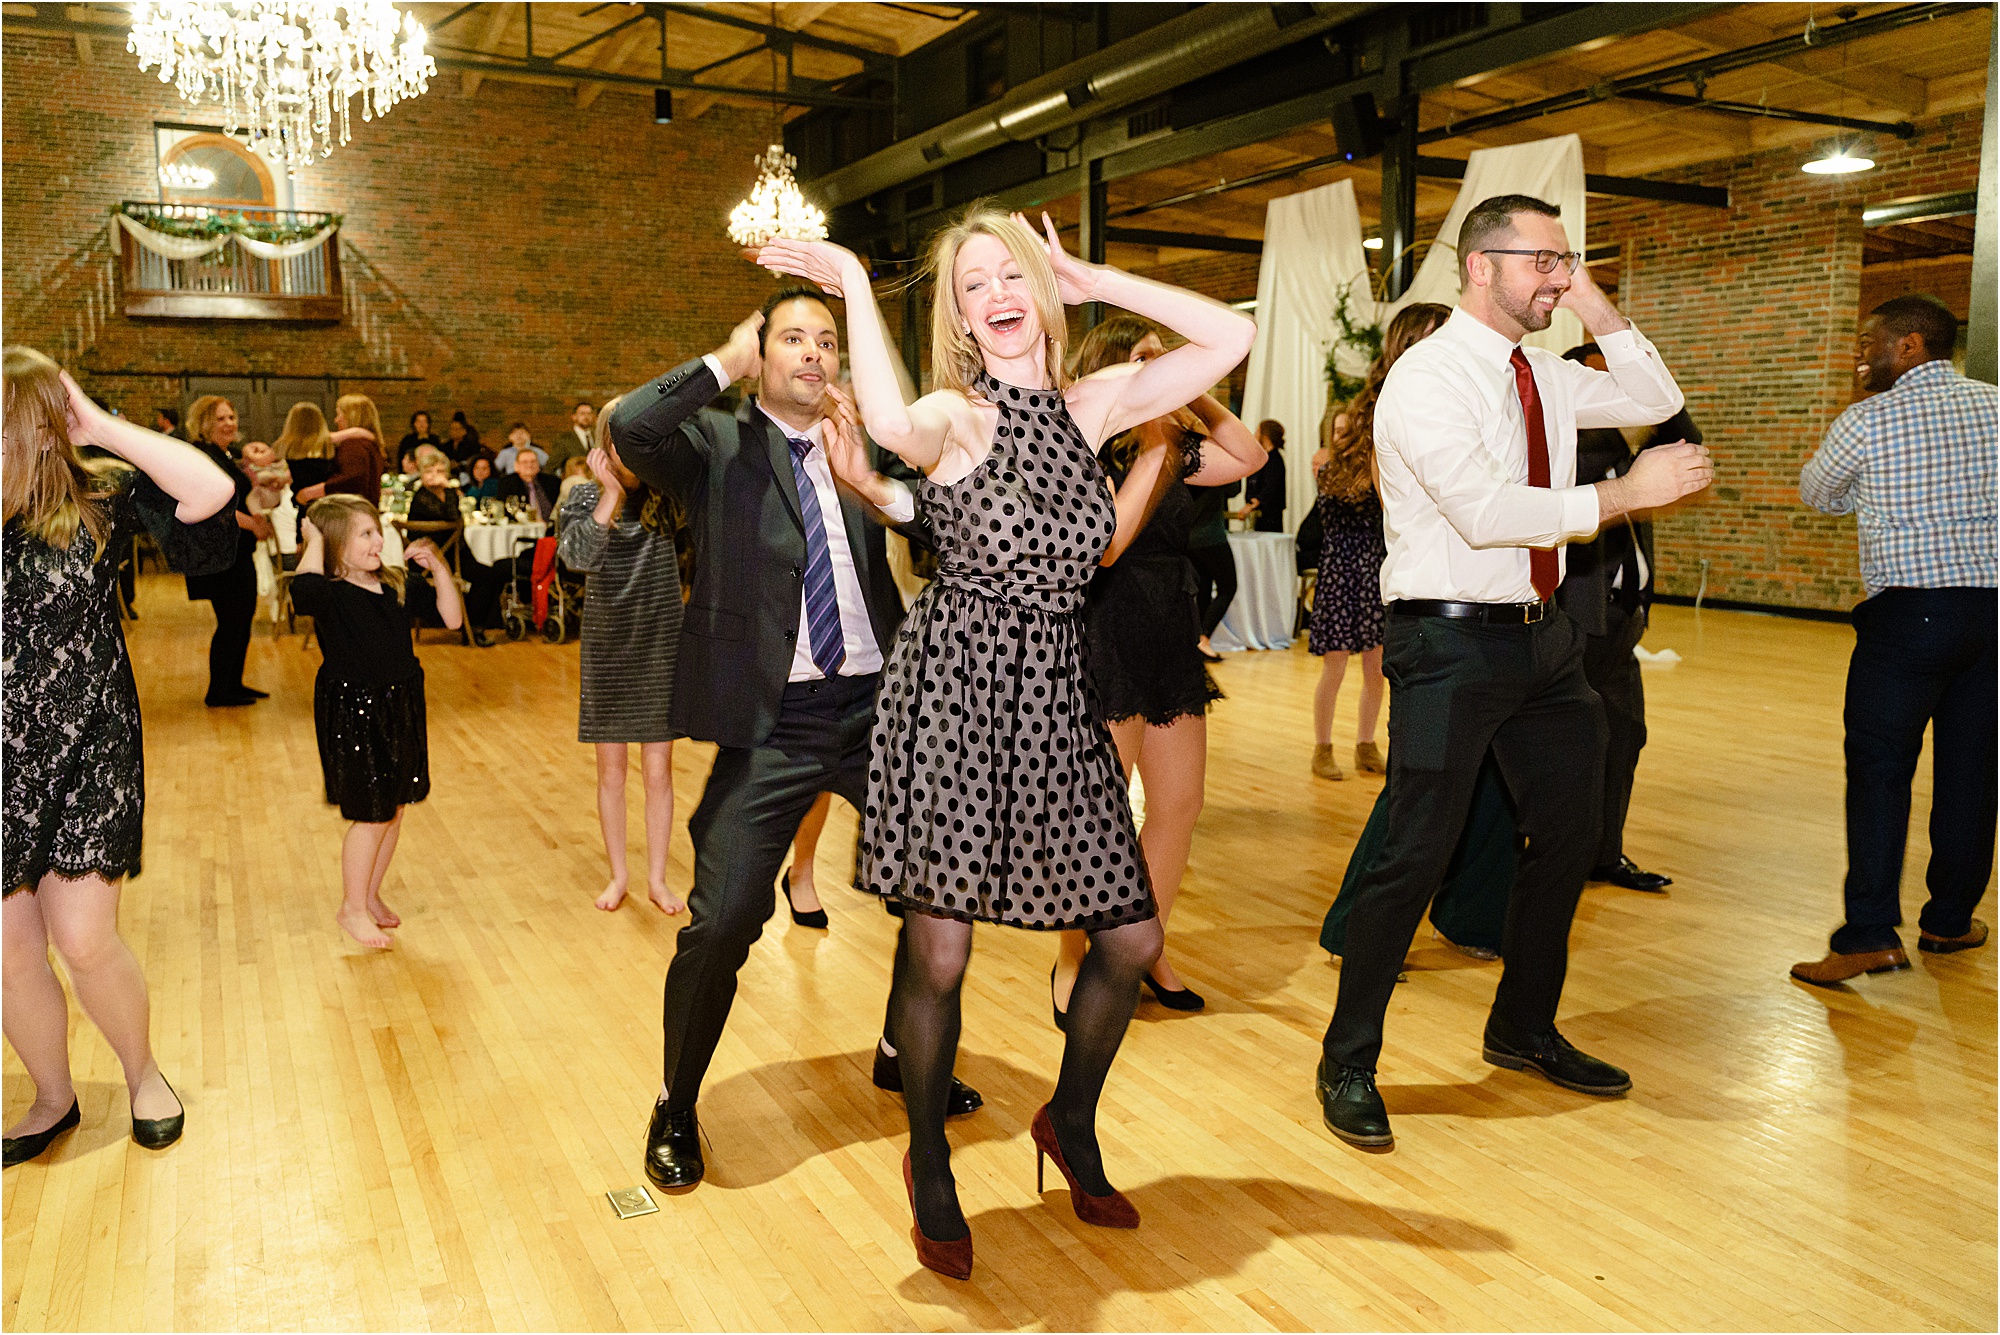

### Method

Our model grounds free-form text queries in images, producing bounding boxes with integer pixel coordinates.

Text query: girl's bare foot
[596,879,629,911]
[648,883,686,914]
[6,1094,77,1139]
[337,906,392,949]
[368,896,401,927]
[130,1067,182,1122]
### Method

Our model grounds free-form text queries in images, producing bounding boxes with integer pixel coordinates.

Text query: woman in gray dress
[557,401,686,915]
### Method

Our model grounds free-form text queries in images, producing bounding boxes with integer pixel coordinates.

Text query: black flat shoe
[1317,1059,1392,1149]
[131,1077,185,1150]
[781,870,829,929]
[1591,856,1671,892]
[239,686,269,699]
[204,691,259,707]
[1482,1024,1631,1095]
[4,1101,80,1167]
[469,628,492,648]
[1050,964,1069,1033]
[1197,646,1224,663]
[1142,973,1205,1011]
[644,1103,703,1189]
[870,1043,984,1116]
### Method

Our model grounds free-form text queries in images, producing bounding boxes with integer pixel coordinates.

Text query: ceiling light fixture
[726,10,827,248]
[1362,235,1384,250]
[128,0,436,177]
[160,161,219,190]
[1801,143,1875,174]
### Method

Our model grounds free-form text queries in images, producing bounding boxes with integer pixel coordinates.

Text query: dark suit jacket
[495,473,559,521]
[1558,408,1701,636]
[610,358,921,750]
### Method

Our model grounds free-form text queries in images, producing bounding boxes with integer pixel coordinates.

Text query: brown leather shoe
[1354,742,1386,775]
[1312,744,1345,781]
[1790,947,1910,987]
[1920,919,1989,954]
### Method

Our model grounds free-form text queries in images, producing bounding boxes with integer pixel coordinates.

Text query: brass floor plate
[606,1186,659,1219]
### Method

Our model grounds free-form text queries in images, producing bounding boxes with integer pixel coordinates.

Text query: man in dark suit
[610,287,982,1192]
[1557,342,1699,894]
[494,447,559,522]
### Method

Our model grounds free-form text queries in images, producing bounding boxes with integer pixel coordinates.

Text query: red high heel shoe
[902,1152,973,1280]
[1030,1105,1139,1229]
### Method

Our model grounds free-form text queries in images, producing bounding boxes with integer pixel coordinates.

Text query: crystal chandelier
[128,1,436,177]
[160,160,218,190]
[727,146,829,248]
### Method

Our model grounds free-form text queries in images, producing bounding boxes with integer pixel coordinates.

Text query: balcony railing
[117,203,343,321]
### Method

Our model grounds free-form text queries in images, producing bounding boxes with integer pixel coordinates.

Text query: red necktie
[1509,346,1560,602]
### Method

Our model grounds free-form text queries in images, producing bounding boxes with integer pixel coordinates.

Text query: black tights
[890,910,1162,1241]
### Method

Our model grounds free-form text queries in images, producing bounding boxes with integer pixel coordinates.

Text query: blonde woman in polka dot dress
[757,207,1255,1280]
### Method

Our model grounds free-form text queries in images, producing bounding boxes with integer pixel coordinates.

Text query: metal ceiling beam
[655,2,892,71]
[1105,227,1264,255]
[1413,154,1730,208]
[1617,89,1916,139]
[422,50,879,108]
[545,11,652,65]
[1408,2,1726,89]
[1420,2,1974,145]
[1863,190,1979,226]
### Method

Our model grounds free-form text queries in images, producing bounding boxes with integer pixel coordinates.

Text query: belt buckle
[1523,601,1547,625]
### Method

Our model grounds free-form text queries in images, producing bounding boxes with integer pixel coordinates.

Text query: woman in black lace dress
[1052,316,1268,1020]
[3,346,237,1166]
[758,208,1255,1279]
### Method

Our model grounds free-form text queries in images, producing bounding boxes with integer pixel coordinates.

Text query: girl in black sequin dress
[293,497,463,951]
[3,346,238,1163]
[757,208,1255,1279]
[1053,316,1270,1021]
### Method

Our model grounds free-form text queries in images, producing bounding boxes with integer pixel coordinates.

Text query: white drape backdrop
[1238,135,1588,534]
[113,212,339,262]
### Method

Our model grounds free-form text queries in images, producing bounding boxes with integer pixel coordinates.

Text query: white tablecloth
[1210,531,1297,652]
[463,521,545,566]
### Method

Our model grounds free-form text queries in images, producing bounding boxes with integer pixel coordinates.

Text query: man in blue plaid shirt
[1792,294,1997,986]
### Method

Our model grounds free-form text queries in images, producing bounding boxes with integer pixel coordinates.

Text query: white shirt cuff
[880,479,915,525]
[700,353,728,387]
[1560,483,1603,540]
[1595,326,1642,359]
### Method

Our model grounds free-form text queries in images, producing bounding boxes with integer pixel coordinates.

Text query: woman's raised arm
[61,372,233,522]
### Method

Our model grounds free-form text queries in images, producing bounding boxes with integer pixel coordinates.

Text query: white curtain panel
[113,212,338,262]
[1239,177,1372,535]
[1381,133,1588,356]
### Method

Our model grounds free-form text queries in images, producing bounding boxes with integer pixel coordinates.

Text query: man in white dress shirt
[1318,194,1714,1151]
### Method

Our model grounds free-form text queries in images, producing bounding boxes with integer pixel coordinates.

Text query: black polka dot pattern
[862,372,1155,931]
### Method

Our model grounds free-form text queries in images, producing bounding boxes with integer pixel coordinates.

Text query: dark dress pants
[1189,541,1239,639]
[1580,601,1648,868]
[1832,586,1998,954]
[661,673,877,1111]
[203,558,257,699]
[1323,609,1607,1073]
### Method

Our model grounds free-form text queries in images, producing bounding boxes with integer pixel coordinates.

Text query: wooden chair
[394,519,474,646]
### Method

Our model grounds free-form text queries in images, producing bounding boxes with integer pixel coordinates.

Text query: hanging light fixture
[160,160,218,190]
[1802,140,1875,174]
[128,1,436,177]
[726,6,828,247]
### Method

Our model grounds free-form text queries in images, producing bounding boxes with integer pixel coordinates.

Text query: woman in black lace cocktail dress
[3,347,237,1165]
[757,208,1255,1279]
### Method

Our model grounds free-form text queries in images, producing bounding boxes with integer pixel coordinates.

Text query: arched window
[159,133,274,208]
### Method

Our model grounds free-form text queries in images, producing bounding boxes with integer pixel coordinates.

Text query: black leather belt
[1391,599,1550,625]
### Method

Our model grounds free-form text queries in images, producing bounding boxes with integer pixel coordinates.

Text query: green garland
[111,203,342,263]
[1323,278,1383,404]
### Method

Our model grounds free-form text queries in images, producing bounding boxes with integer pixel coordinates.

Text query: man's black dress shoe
[1317,1059,1392,1148]
[1591,855,1671,892]
[644,1103,704,1188]
[240,686,270,699]
[1482,1024,1631,1094]
[4,1100,80,1167]
[871,1044,983,1116]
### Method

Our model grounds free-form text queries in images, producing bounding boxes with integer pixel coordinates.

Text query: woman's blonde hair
[2,345,125,556]
[923,204,1069,397]
[275,401,333,459]
[186,393,235,447]
[335,392,385,448]
[307,495,404,600]
[1321,302,1453,502]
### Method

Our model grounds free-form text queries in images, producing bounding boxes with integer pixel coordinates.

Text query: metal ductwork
[811,2,1382,209]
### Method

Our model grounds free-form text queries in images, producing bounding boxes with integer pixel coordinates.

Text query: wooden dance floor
[5,578,1993,1332]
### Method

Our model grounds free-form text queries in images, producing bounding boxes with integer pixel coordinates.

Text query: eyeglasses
[1478,248,1582,274]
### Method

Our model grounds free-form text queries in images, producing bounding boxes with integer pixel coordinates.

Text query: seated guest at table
[296,394,385,508]
[1186,479,1240,661]
[556,454,592,506]
[462,454,501,500]
[496,444,558,522]
[397,411,441,471]
[445,412,486,467]
[544,401,596,477]
[405,448,498,643]
[1309,303,1451,780]
[1558,342,1697,894]
[154,405,182,439]
[493,423,548,475]
[1241,420,1287,533]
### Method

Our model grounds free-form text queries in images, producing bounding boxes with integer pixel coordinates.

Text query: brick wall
[2,32,784,444]
[1592,108,1983,612]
